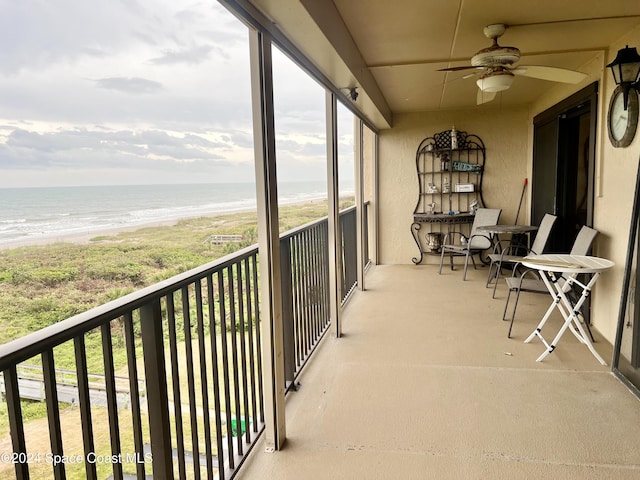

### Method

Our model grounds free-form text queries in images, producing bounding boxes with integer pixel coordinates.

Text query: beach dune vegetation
[0,199,344,348]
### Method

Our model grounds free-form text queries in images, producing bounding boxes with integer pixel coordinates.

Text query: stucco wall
[590,27,640,344]
[379,107,529,265]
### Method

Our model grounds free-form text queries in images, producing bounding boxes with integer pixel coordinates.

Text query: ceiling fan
[439,24,588,104]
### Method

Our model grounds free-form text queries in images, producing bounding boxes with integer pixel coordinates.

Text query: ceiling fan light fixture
[440,23,589,100]
[476,72,514,92]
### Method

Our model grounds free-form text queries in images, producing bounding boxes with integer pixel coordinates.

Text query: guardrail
[340,206,358,302]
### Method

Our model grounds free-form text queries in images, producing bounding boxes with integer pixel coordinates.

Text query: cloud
[94,77,164,94]
[1,126,239,173]
[148,45,214,65]
[0,1,149,75]
[0,0,340,188]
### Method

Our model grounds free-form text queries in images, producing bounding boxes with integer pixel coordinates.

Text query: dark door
[532,83,597,252]
[531,119,559,231]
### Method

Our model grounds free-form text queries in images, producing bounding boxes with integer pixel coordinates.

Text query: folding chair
[486,213,557,298]
[438,208,502,280]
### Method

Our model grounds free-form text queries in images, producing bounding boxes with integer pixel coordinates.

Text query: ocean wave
[128,198,259,221]
[0,218,27,224]
[0,182,334,245]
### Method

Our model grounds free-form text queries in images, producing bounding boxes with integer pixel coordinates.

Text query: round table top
[521,254,614,274]
[476,224,538,234]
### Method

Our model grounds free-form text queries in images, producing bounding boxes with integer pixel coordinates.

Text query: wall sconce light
[606,45,640,110]
[341,87,358,101]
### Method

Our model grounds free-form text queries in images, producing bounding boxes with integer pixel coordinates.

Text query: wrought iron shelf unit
[411,129,486,264]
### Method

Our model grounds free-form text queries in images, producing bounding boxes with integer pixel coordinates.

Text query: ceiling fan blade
[438,65,481,72]
[477,89,496,105]
[512,65,586,83]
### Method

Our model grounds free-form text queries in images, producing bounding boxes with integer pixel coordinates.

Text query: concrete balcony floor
[237,264,640,479]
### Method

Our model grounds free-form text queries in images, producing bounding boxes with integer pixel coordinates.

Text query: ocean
[0,181,336,246]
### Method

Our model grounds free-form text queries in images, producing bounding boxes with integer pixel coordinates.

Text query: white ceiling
[245,0,640,126]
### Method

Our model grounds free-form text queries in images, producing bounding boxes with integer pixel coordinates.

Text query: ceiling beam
[299,0,392,127]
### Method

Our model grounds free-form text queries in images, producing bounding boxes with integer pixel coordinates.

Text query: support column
[354,118,365,291]
[326,92,343,337]
[249,29,286,450]
[139,301,172,479]
[372,132,380,265]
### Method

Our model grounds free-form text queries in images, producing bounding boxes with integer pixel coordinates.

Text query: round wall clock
[608,85,639,148]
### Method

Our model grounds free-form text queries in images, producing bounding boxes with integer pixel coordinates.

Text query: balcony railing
[340,206,358,303]
[280,218,331,386]
[0,206,365,480]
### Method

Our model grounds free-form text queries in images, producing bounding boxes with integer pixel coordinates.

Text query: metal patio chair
[486,213,558,298]
[438,208,502,280]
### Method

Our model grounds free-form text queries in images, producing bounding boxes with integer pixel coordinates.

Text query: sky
[0,0,355,188]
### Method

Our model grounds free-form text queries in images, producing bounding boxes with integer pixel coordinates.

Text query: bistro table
[520,254,614,365]
[477,224,538,268]
[477,224,538,248]
[477,224,539,236]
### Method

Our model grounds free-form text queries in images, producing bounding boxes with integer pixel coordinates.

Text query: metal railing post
[140,300,173,479]
[280,238,296,386]
[42,349,65,480]
[4,367,28,480]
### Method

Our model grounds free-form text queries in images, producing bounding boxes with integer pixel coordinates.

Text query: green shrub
[34,267,79,286]
[84,261,145,284]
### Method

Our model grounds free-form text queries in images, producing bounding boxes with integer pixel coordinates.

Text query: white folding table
[520,254,614,365]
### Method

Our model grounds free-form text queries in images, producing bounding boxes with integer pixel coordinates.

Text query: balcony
[237,264,640,479]
[2,207,640,479]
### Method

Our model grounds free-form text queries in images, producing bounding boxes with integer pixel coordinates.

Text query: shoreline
[0,197,337,251]
[0,219,183,251]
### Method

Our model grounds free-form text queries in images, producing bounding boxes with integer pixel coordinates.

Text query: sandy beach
[0,197,338,251]
[0,218,185,251]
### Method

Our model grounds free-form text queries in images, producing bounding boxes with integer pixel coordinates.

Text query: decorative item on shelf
[470,199,479,214]
[440,153,450,171]
[450,126,458,149]
[426,232,443,252]
[427,182,439,194]
[455,183,474,193]
[442,177,450,193]
[427,202,438,213]
[453,160,482,173]
[432,128,469,150]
